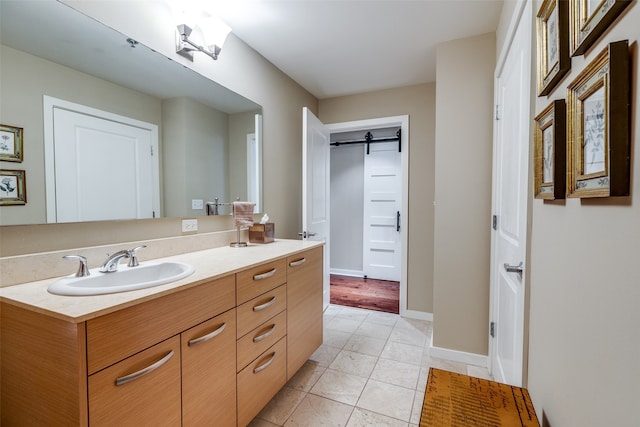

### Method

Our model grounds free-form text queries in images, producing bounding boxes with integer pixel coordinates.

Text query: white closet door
[53,108,155,223]
[363,141,401,281]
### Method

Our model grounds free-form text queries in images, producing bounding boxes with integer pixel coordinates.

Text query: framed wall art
[534,99,566,199]
[570,0,632,56]
[0,169,27,205]
[0,124,23,162]
[537,0,570,96]
[566,40,629,198]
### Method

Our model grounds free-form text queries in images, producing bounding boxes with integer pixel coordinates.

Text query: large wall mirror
[0,1,263,226]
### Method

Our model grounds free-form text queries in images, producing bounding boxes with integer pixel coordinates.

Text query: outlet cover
[182,219,198,232]
[192,199,204,209]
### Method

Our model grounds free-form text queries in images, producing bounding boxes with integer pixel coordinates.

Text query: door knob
[297,231,317,239]
[503,261,524,279]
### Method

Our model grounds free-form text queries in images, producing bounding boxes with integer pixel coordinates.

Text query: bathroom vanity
[0,239,324,426]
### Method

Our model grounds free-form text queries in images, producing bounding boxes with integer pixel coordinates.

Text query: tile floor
[248,304,492,426]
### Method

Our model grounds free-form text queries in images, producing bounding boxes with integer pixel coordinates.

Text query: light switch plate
[182,219,198,232]
[192,199,204,209]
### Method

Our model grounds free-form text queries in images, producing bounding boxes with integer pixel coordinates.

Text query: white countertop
[0,239,324,323]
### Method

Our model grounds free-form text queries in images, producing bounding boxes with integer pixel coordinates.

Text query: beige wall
[524,1,640,426]
[319,83,436,313]
[0,45,162,226]
[0,0,317,256]
[432,33,495,355]
[162,97,229,218]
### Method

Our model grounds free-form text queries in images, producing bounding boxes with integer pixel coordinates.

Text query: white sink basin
[47,262,195,296]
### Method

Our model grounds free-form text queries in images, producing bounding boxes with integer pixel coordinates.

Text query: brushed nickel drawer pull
[115,350,174,386]
[253,268,277,281]
[253,324,276,343]
[289,258,306,267]
[188,323,227,347]
[253,352,276,374]
[253,296,277,312]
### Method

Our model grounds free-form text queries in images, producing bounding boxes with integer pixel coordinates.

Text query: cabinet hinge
[492,215,498,230]
[150,146,154,156]
[495,105,500,121]
[490,321,496,338]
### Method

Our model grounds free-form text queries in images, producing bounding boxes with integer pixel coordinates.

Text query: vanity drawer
[86,275,235,374]
[236,284,286,339]
[237,337,287,427]
[236,258,287,305]
[237,310,286,372]
[88,335,181,427]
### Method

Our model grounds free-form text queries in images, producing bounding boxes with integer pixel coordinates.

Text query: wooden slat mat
[420,368,540,427]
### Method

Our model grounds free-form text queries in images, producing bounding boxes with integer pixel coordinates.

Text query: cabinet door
[88,336,181,427]
[286,247,324,379]
[182,309,237,427]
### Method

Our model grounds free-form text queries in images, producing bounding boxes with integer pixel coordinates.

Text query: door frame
[326,115,410,316]
[488,0,533,386]
[43,95,160,223]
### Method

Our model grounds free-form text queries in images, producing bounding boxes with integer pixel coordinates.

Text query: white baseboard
[429,335,488,368]
[330,269,364,277]
[401,309,433,321]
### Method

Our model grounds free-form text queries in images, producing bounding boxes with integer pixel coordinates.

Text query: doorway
[327,116,409,315]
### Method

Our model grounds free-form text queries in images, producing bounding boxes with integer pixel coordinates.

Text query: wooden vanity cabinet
[286,246,323,379]
[1,244,324,427]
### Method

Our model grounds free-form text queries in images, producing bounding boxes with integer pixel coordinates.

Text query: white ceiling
[216,0,504,99]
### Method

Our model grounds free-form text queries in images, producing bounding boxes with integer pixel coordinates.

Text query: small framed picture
[534,100,566,199]
[570,0,632,56]
[566,40,630,198]
[0,169,27,205]
[536,0,570,96]
[0,124,23,162]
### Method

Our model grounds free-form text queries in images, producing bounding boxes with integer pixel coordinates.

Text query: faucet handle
[63,255,90,277]
[128,245,147,267]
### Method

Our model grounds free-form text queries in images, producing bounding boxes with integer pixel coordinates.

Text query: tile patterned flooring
[248,304,492,426]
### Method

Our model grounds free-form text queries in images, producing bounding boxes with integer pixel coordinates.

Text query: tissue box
[249,223,275,243]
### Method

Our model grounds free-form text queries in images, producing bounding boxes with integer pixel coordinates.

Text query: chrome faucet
[99,250,131,273]
[99,245,147,272]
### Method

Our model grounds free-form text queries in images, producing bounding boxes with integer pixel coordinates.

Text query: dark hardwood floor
[330,274,399,314]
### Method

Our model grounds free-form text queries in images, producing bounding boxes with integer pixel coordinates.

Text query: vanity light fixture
[175,15,231,61]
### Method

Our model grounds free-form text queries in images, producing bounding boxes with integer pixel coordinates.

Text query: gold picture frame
[537,0,570,96]
[570,0,632,56]
[0,169,27,205]
[534,100,566,199]
[0,124,24,162]
[566,40,629,198]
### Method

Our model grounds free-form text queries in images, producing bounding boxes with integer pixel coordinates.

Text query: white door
[52,108,156,223]
[489,2,532,387]
[302,107,331,309]
[363,141,401,281]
